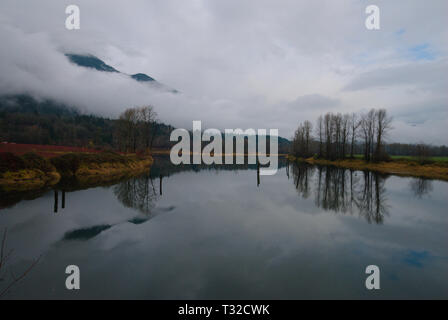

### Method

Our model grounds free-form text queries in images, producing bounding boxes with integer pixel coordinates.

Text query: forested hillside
[0,94,292,153]
[0,94,174,150]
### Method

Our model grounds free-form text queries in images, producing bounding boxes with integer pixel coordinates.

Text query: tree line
[292,108,393,161]
[0,95,176,152]
[385,143,448,158]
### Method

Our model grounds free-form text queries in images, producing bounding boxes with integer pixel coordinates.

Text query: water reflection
[45,157,438,236]
[53,190,58,213]
[110,156,284,213]
[1,156,289,211]
[290,162,390,224]
[409,178,433,198]
[53,190,67,213]
[2,156,435,226]
[7,156,435,226]
[113,173,160,215]
[63,224,112,241]
[1,156,447,299]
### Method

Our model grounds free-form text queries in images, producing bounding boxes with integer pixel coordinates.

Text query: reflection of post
[62,190,66,209]
[54,190,58,213]
[257,161,260,187]
[159,175,163,196]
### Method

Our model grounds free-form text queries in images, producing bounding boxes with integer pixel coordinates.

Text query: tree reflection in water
[61,173,163,242]
[113,172,161,216]
[409,177,433,198]
[291,163,390,224]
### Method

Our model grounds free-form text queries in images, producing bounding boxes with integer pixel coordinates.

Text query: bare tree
[0,228,40,298]
[115,106,157,153]
[341,114,350,159]
[292,121,313,158]
[374,109,392,161]
[360,109,376,161]
[332,113,342,159]
[303,120,313,157]
[316,115,324,158]
[415,143,431,163]
[293,123,305,158]
[137,105,157,153]
[349,113,360,158]
[324,113,333,159]
[291,109,393,162]
[119,108,139,152]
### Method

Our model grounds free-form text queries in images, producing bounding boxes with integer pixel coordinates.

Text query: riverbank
[0,151,153,191]
[287,155,448,181]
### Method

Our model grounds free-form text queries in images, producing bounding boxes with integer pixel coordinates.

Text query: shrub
[372,151,391,162]
[22,152,54,173]
[0,152,26,174]
[415,158,435,165]
[50,153,81,176]
[50,151,136,175]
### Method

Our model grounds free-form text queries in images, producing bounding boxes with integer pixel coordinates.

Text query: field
[389,155,448,162]
[352,154,448,163]
[0,143,104,158]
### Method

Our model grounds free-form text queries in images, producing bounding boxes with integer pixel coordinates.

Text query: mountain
[0,94,291,153]
[0,94,79,116]
[0,94,175,149]
[65,54,119,73]
[131,73,155,82]
[0,54,289,151]
[65,54,177,92]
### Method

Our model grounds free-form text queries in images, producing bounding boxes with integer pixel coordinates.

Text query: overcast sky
[0,0,447,144]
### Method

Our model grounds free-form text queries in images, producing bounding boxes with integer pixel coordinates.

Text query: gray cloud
[344,59,448,92]
[0,0,447,144]
[287,94,340,112]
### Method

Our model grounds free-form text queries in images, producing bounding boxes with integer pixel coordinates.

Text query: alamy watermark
[65,5,80,30]
[65,4,380,31]
[65,265,80,290]
[365,265,380,290]
[365,5,380,30]
[170,121,279,175]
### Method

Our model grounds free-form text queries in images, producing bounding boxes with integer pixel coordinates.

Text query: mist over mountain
[65,53,177,93]
[0,52,178,118]
[0,48,290,150]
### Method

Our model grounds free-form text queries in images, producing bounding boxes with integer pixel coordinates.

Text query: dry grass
[75,158,153,182]
[0,151,153,191]
[0,169,60,191]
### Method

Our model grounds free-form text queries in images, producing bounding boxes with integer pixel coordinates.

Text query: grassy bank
[351,154,448,163]
[0,151,152,191]
[287,155,448,181]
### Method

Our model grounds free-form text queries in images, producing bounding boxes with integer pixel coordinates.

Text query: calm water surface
[1,157,447,299]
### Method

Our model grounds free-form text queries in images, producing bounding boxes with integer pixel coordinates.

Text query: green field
[352,154,448,162]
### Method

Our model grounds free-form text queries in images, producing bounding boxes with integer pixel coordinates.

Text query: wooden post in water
[257,160,260,187]
[54,190,58,213]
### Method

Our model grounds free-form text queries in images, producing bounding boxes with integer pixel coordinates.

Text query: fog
[0,0,447,143]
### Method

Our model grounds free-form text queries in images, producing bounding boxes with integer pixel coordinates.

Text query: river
[0,156,447,299]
